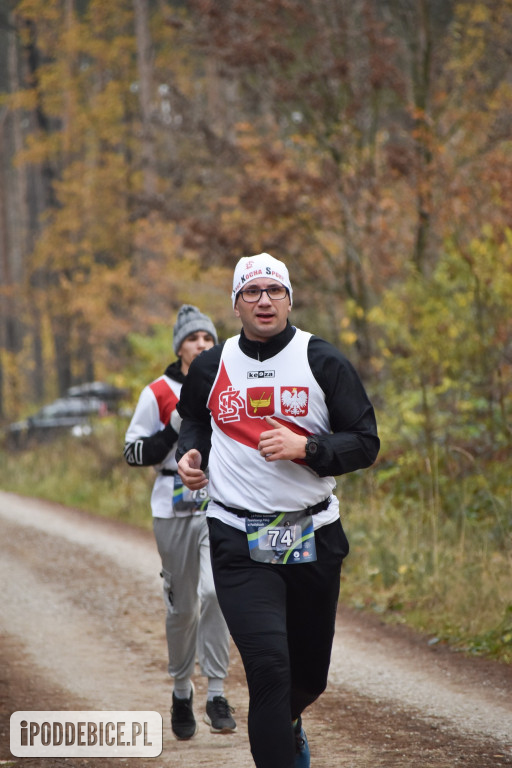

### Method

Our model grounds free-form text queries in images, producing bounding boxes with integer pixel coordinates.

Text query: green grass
[1,417,155,531]
[339,471,512,663]
[1,418,511,663]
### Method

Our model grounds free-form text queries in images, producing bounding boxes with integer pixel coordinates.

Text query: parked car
[66,381,128,410]
[6,395,107,448]
[29,396,106,428]
[5,381,128,449]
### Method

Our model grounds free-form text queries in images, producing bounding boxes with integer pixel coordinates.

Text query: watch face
[307,438,318,455]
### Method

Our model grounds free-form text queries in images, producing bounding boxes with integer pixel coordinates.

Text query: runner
[124,305,236,740]
[176,254,379,767]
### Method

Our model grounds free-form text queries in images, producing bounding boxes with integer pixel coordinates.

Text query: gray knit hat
[173,304,218,354]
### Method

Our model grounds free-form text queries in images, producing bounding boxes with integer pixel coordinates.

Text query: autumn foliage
[0,0,510,450]
[0,0,511,653]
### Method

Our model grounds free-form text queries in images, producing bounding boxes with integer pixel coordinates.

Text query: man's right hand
[178,449,208,490]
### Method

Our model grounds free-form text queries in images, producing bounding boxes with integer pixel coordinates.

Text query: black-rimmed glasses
[238,285,288,303]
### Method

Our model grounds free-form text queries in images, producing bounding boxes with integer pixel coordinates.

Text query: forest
[0,0,511,658]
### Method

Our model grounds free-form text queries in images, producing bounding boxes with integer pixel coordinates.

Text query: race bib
[173,474,209,512]
[246,510,317,564]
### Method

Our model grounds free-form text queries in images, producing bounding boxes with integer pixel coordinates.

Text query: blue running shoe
[294,718,310,768]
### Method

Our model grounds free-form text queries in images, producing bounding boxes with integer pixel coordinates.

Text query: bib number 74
[266,526,298,549]
[246,511,317,565]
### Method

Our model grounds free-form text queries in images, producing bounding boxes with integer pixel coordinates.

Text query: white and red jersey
[176,322,380,531]
[206,330,337,514]
[125,371,204,519]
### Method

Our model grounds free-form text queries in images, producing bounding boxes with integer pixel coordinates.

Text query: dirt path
[1,490,511,767]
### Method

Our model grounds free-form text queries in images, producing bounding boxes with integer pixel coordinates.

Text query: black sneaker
[204,695,237,733]
[171,688,197,740]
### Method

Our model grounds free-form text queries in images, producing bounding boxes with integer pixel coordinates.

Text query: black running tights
[207,517,349,768]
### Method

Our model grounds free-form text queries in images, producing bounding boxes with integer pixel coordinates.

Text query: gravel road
[1,490,511,767]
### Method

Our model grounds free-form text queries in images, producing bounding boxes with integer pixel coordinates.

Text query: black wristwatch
[305,435,319,458]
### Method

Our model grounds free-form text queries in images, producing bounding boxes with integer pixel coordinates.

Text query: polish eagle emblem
[281,387,308,416]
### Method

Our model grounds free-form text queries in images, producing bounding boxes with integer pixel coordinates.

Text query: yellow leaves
[16,0,60,21]
[367,304,385,325]
[15,132,61,167]
[3,89,39,112]
[87,82,130,142]
[402,409,424,428]
[464,2,491,25]
[340,331,358,347]
[367,224,512,469]
[339,304,363,347]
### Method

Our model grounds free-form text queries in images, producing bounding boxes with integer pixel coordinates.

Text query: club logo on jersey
[218,385,245,423]
[247,370,275,379]
[281,387,309,416]
[246,387,275,417]
[208,362,310,453]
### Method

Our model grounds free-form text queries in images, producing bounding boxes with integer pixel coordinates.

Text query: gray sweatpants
[153,515,230,683]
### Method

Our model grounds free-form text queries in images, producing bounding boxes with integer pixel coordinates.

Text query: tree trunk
[133,0,156,198]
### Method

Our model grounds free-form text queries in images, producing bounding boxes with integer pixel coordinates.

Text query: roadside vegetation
[0,2,510,664]
[1,409,510,665]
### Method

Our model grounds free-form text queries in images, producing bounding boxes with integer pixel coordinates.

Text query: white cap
[232,253,293,308]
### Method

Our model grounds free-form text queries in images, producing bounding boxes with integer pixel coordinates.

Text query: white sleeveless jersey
[206,329,337,514]
[126,375,204,519]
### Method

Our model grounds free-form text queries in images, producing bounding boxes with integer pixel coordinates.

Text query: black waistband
[160,469,177,476]
[213,496,331,519]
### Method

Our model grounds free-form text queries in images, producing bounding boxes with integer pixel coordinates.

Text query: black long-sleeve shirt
[176,322,379,477]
